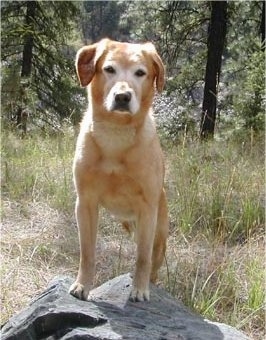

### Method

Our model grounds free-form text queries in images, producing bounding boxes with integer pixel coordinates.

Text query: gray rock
[1,274,250,340]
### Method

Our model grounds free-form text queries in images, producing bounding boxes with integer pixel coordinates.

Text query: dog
[69,38,168,302]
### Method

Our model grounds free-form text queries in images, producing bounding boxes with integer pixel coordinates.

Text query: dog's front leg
[69,197,98,300]
[130,209,157,302]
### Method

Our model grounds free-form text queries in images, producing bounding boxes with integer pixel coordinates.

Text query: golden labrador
[69,39,168,302]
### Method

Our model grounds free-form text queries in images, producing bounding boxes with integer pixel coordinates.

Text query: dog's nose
[115,91,132,105]
[113,91,132,112]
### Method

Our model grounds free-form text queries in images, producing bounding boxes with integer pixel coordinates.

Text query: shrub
[233,50,265,132]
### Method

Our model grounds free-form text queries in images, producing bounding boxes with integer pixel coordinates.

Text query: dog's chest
[92,122,136,156]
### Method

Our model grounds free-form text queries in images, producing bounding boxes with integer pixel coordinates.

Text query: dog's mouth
[111,103,131,113]
[105,89,139,115]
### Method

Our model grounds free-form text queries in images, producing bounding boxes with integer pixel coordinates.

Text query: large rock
[1,274,250,340]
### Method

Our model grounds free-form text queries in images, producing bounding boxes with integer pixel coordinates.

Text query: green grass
[1,129,76,212]
[1,128,265,338]
[166,134,264,243]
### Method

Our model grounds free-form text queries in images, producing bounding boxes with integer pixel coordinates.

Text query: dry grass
[1,199,136,323]
[1,128,265,339]
[163,233,265,339]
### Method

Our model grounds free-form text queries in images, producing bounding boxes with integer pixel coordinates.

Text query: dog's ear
[76,44,97,87]
[76,40,108,87]
[144,43,165,93]
[152,52,165,93]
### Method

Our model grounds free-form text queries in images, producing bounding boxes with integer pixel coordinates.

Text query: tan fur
[69,39,168,302]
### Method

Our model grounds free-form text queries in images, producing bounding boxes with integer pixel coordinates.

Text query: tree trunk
[200,1,227,139]
[21,1,37,77]
[17,1,37,131]
[260,1,265,51]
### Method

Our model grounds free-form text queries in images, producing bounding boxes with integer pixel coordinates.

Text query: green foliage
[233,50,265,131]
[1,1,84,129]
[218,2,265,134]
[81,1,127,41]
[119,1,162,42]
[119,1,265,138]
[1,1,264,136]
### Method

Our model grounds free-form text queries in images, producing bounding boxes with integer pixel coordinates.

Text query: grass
[165,135,264,243]
[1,128,75,212]
[1,127,265,339]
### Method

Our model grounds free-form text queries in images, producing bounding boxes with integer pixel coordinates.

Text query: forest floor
[1,128,265,339]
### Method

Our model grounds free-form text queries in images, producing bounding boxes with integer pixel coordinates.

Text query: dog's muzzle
[113,91,132,112]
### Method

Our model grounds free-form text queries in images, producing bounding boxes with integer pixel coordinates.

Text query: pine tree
[1,1,81,131]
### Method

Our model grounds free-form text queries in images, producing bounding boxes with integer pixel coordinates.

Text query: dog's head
[76,39,165,116]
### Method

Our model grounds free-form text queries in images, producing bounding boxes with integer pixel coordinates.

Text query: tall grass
[162,132,265,337]
[166,134,264,243]
[1,128,265,338]
[1,129,76,212]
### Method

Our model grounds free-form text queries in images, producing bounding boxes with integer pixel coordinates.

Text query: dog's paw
[129,287,150,302]
[69,281,91,301]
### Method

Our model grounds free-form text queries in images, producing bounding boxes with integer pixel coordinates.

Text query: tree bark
[200,1,227,139]
[17,1,37,131]
[260,1,265,51]
[21,1,37,77]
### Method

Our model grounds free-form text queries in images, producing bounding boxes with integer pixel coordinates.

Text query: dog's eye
[104,66,116,74]
[135,69,146,77]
